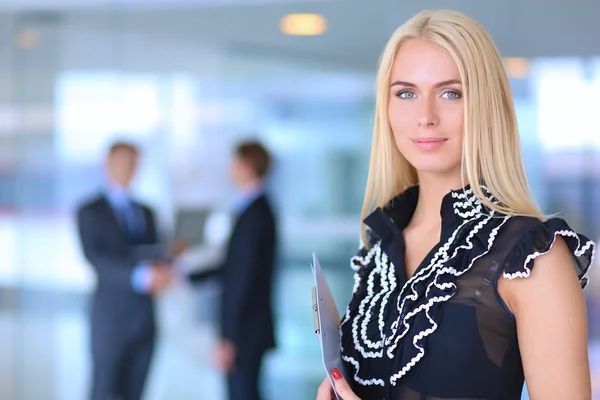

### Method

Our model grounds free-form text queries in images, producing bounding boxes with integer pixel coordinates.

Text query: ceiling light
[16,29,40,49]
[280,13,327,36]
[503,57,530,79]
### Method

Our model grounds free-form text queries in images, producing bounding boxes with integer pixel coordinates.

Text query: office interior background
[0,0,600,399]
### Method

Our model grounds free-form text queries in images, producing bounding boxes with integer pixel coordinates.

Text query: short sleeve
[502,218,595,289]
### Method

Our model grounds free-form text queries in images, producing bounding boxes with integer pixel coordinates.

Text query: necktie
[121,200,143,240]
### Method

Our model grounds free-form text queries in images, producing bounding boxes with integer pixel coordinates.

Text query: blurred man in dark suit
[190,141,278,400]
[76,141,174,400]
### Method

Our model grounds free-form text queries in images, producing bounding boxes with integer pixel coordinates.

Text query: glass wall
[0,5,599,400]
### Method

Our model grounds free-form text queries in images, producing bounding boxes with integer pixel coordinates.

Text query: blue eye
[396,90,417,99]
[442,90,462,100]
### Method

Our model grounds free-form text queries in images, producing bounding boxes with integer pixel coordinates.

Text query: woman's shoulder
[496,216,594,288]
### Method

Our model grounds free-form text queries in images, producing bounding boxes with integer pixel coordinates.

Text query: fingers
[150,260,170,269]
[331,368,360,400]
[316,368,360,400]
[212,342,236,373]
[149,266,175,294]
[316,377,333,400]
[169,238,189,258]
[222,341,236,373]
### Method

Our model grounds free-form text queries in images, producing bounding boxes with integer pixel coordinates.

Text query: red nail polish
[332,368,342,380]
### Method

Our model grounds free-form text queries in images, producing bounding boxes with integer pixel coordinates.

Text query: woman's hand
[316,368,360,400]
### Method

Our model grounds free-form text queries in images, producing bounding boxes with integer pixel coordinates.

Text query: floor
[1,264,600,400]
[0,264,331,400]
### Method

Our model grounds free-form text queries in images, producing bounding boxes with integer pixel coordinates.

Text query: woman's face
[387,38,464,177]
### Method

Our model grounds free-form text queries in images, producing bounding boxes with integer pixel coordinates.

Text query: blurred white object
[204,211,233,246]
[175,246,225,273]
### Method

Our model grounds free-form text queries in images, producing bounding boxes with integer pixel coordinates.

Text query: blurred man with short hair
[190,140,278,400]
[76,141,173,400]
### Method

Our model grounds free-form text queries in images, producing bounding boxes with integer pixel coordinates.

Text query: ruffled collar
[364,184,500,244]
[343,183,508,387]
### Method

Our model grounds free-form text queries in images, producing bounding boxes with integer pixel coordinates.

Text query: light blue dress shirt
[233,182,265,214]
[105,181,152,294]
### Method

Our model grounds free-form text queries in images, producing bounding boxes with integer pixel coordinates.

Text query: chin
[408,160,461,176]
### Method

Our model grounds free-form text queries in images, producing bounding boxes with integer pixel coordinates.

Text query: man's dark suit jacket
[77,194,160,344]
[191,194,277,353]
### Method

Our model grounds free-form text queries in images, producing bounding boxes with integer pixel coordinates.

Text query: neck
[108,178,129,192]
[411,171,466,226]
[239,179,262,193]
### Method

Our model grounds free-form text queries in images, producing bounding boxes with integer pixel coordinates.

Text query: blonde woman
[317,9,595,400]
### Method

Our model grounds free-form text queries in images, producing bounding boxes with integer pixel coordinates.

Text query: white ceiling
[0,0,331,11]
[3,0,600,72]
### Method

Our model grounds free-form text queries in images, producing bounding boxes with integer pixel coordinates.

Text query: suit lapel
[97,195,128,239]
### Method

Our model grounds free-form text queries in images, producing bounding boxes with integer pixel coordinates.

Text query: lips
[411,138,447,150]
[412,138,446,143]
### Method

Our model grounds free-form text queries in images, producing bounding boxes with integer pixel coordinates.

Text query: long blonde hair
[361,9,544,246]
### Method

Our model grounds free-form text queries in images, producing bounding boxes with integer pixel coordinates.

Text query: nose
[417,96,439,127]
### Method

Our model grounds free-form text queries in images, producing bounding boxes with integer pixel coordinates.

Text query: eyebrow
[390,79,462,88]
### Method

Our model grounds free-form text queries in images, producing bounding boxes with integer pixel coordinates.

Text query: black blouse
[340,184,595,400]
